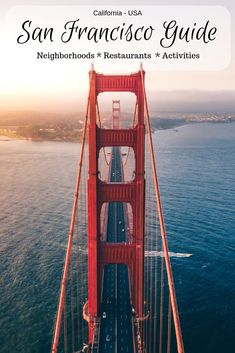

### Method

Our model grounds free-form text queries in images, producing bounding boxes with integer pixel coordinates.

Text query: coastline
[0,120,234,143]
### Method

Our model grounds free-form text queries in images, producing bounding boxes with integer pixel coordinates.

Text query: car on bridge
[106,334,111,342]
[102,312,107,318]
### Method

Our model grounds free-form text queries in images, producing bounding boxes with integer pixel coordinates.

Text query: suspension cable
[148,170,155,353]
[81,149,87,346]
[96,101,110,167]
[123,100,138,167]
[75,209,81,350]
[140,68,185,353]
[51,96,90,353]
[144,213,149,351]
[144,145,150,353]
[153,198,159,353]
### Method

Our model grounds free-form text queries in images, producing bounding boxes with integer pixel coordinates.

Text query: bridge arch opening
[99,201,133,242]
[98,147,112,181]
[97,92,138,128]
[98,146,135,182]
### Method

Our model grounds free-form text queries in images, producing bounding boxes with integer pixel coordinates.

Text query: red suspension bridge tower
[87,66,146,340]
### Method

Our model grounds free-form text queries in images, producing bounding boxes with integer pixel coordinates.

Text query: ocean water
[0,122,234,353]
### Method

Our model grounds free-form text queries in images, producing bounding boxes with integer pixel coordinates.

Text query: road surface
[98,147,134,353]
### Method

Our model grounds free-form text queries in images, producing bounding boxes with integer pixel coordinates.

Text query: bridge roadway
[98,147,134,353]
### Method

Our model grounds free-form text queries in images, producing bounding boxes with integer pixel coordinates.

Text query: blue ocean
[0,122,234,353]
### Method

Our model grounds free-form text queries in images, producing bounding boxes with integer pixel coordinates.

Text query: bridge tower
[112,100,121,129]
[87,66,145,341]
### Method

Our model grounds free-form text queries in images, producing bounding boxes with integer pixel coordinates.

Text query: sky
[0,0,234,113]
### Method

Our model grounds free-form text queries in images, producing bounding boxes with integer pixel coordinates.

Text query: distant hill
[0,110,84,127]
[0,109,234,142]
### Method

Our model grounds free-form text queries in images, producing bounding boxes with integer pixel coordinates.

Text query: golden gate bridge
[51,64,184,353]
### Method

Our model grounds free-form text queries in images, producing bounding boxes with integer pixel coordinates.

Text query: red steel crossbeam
[100,242,136,264]
[97,127,137,149]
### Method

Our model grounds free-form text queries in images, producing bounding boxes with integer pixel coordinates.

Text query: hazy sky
[0,0,234,112]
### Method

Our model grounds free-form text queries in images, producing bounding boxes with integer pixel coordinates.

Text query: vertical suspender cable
[82,147,88,345]
[144,143,149,353]
[148,170,155,353]
[81,161,86,345]
[144,236,148,352]
[140,69,185,353]
[144,227,147,351]
[142,139,148,353]
[146,160,151,353]
[51,96,90,353]
[75,212,81,351]
[167,293,172,353]
[123,100,138,167]
[148,141,154,353]
[70,260,75,353]
[153,206,158,353]
[96,102,110,166]
[63,303,68,353]
[159,257,164,353]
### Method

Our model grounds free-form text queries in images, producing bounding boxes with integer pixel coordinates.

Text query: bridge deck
[98,147,134,353]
